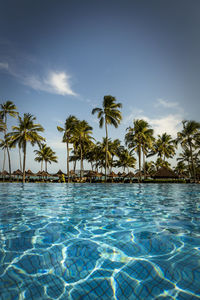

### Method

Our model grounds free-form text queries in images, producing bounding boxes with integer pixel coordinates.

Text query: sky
[0,0,200,172]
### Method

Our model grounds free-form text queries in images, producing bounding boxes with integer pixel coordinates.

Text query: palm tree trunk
[80,142,83,179]
[2,149,6,171]
[138,144,141,182]
[7,146,11,180]
[19,147,22,171]
[142,145,146,179]
[66,141,69,182]
[22,142,27,183]
[105,121,108,181]
[45,161,47,180]
[41,161,43,171]
[189,142,196,180]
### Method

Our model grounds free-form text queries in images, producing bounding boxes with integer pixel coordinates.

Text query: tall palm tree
[174,161,187,178]
[0,101,18,175]
[176,120,200,180]
[125,119,153,181]
[35,144,57,173]
[109,139,122,172]
[154,133,176,161]
[8,113,45,183]
[0,136,14,177]
[57,115,78,181]
[92,95,122,179]
[117,149,136,172]
[0,118,6,133]
[73,120,93,178]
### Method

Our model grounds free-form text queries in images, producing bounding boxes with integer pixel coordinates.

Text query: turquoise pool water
[0,183,200,299]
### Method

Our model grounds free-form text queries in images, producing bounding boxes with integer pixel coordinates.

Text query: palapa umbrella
[12,169,23,176]
[54,169,66,177]
[108,171,118,177]
[40,171,50,177]
[86,170,98,177]
[1,170,9,176]
[126,171,135,178]
[36,171,42,176]
[152,167,178,179]
[86,170,98,182]
[125,171,135,183]
[25,169,35,177]
[12,169,23,181]
[121,172,127,177]
[108,171,118,182]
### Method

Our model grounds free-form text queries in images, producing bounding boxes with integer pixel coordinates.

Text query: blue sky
[0,0,200,172]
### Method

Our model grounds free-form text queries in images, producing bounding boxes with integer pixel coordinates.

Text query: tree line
[1,96,200,183]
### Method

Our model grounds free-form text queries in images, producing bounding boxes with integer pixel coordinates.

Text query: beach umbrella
[108,171,118,182]
[125,171,135,183]
[126,171,135,178]
[54,170,66,177]
[86,170,98,182]
[40,171,50,177]
[1,170,9,176]
[12,169,23,176]
[86,170,98,177]
[25,169,35,177]
[152,167,178,179]
[36,171,42,176]
[121,172,127,177]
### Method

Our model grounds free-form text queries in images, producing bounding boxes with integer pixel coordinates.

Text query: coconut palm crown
[8,113,45,183]
[92,95,122,179]
[176,120,200,179]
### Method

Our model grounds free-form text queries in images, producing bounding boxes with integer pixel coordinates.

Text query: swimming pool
[0,183,200,299]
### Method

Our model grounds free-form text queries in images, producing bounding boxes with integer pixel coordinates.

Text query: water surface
[0,183,200,299]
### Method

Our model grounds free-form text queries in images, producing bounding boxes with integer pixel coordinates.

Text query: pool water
[0,183,200,299]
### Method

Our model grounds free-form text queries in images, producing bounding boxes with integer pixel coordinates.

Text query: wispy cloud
[0,62,9,70]
[0,60,77,96]
[25,71,77,96]
[124,100,184,138]
[155,98,179,108]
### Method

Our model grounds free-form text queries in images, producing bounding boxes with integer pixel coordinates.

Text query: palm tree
[109,139,122,172]
[57,115,78,181]
[154,157,171,171]
[176,120,200,180]
[125,119,153,181]
[73,119,93,178]
[154,133,176,161]
[174,161,187,178]
[92,95,122,180]
[35,144,57,173]
[0,101,18,175]
[0,136,14,176]
[117,149,136,172]
[0,118,6,133]
[8,113,45,183]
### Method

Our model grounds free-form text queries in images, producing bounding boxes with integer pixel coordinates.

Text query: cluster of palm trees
[0,102,57,183]
[1,96,200,183]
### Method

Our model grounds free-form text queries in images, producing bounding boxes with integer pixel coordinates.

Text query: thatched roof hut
[152,167,178,178]
[54,170,66,176]
[1,170,9,176]
[108,171,118,177]
[125,171,135,178]
[25,169,35,176]
[12,169,23,176]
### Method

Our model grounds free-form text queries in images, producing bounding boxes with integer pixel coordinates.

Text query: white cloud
[124,108,183,138]
[24,71,76,96]
[0,60,77,96]
[0,62,9,70]
[147,114,182,138]
[155,98,179,108]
